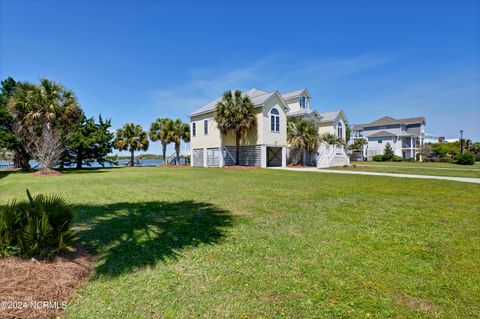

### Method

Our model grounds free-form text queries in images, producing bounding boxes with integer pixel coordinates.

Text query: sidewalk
[270,167,480,184]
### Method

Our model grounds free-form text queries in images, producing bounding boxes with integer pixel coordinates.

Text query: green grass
[328,161,480,178]
[1,167,479,318]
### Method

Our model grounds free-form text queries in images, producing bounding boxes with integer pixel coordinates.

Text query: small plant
[0,190,77,258]
[456,153,475,165]
[352,164,357,168]
[392,155,402,162]
[383,143,394,161]
[373,155,384,162]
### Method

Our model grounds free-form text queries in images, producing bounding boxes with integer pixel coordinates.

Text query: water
[0,159,186,170]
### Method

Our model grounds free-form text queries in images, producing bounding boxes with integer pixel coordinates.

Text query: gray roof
[189,88,274,117]
[367,130,397,138]
[354,116,425,129]
[287,109,316,117]
[318,110,342,122]
[281,89,307,100]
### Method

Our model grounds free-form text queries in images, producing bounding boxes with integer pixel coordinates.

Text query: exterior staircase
[316,143,349,168]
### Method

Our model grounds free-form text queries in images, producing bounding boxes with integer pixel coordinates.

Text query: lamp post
[460,130,464,155]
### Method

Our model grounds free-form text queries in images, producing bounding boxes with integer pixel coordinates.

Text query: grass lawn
[328,161,480,178]
[0,167,479,318]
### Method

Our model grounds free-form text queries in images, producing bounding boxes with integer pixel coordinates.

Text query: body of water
[0,159,187,170]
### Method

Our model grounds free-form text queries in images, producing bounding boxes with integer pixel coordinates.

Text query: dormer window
[299,96,306,108]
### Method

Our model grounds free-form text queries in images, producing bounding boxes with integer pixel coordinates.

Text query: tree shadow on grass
[73,201,233,277]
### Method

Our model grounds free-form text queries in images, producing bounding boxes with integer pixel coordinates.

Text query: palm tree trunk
[175,143,180,165]
[130,150,135,167]
[13,147,31,171]
[162,142,167,165]
[235,132,241,165]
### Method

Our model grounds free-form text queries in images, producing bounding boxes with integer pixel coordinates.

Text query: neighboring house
[352,116,425,160]
[352,116,426,160]
[188,88,349,168]
[424,133,440,144]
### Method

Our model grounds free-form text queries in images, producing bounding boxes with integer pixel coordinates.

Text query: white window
[270,108,280,132]
[337,122,343,137]
[204,119,208,135]
[299,96,306,108]
[192,122,196,137]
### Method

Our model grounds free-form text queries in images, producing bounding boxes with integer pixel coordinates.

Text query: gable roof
[189,88,278,117]
[281,88,311,100]
[367,130,397,138]
[354,116,425,129]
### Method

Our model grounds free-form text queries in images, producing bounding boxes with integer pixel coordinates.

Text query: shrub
[456,153,475,165]
[373,155,384,162]
[383,143,394,161]
[0,190,77,258]
[392,155,402,162]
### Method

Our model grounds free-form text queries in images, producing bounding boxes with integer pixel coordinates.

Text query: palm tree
[114,123,149,166]
[215,90,257,165]
[169,119,190,165]
[149,118,173,164]
[319,132,345,147]
[287,117,319,165]
[349,137,368,160]
[8,79,81,171]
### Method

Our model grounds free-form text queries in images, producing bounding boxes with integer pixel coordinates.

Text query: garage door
[267,147,282,167]
[206,148,220,167]
[192,148,204,167]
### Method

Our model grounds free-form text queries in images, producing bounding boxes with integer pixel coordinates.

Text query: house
[188,88,349,168]
[351,116,426,160]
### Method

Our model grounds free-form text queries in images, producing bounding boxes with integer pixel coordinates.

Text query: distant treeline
[116,154,186,160]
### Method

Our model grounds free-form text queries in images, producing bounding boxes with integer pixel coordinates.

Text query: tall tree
[168,119,190,165]
[215,90,257,165]
[114,123,149,166]
[0,77,31,170]
[149,118,172,163]
[319,132,345,147]
[8,79,82,171]
[65,114,114,169]
[348,137,368,160]
[287,117,319,165]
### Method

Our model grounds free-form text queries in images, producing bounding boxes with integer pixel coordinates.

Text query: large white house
[352,116,426,160]
[188,88,349,168]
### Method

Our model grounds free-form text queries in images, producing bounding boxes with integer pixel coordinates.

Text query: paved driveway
[270,167,480,184]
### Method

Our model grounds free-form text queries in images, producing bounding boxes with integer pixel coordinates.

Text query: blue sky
[1,0,479,155]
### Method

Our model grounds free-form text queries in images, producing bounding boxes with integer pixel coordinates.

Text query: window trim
[337,122,343,137]
[270,108,280,132]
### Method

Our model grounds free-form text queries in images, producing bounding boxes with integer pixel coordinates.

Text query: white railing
[166,153,176,165]
[317,144,349,168]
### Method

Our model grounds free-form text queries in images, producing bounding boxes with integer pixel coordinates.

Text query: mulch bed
[222,165,260,170]
[287,164,316,168]
[0,248,93,319]
[32,169,62,176]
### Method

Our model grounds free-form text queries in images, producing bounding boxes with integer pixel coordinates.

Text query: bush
[392,155,402,162]
[456,153,475,165]
[383,143,394,161]
[373,155,384,162]
[0,190,77,258]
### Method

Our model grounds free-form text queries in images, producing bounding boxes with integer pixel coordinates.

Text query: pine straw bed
[0,248,93,319]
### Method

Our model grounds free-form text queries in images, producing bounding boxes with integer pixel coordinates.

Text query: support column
[282,146,287,167]
[218,146,224,168]
[260,145,267,168]
[410,136,414,161]
[203,147,207,167]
